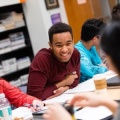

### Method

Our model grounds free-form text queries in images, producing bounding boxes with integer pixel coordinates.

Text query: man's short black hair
[48,22,73,43]
[81,18,105,42]
[111,4,120,22]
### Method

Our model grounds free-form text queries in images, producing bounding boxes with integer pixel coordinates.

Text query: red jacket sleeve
[0,79,38,107]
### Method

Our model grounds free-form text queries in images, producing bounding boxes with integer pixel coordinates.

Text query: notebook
[75,106,113,120]
[107,75,120,86]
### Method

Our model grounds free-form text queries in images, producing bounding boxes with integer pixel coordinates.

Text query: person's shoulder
[73,48,80,54]
[35,48,52,59]
[91,46,99,55]
[72,48,80,58]
[36,48,51,55]
[31,48,53,67]
[74,41,84,51]
[74,41,81,48]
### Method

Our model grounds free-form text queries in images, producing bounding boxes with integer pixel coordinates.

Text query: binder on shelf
[9,32,25,45]
[11,43,26,50]
[2,58,17,74]
[10,79,21,87]
[0,38,11,49]
[20,74,28,85]
[0,38,10,48]
[10,74,28,87]
[17,56,31,70]
[0,47,12,55]
[0,65,4,76]
[3,47,12,53]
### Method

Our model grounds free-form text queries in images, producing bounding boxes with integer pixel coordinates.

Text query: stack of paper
[44,94,75,104]
[12,107,33,120]
[64,79,95,94]
[75,106,112,120]
[103,70,117,80]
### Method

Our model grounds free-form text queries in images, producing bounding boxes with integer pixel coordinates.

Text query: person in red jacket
[0,78,44,111]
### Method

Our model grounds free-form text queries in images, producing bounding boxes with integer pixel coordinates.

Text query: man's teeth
[61,54,68,56]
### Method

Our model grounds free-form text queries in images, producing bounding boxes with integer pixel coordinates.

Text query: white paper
[75,106,112,120]
[64,70,117,94]
[44,94,76,104]
[64,79,95,94]
[103,70,117,80]
[12,107,33,120]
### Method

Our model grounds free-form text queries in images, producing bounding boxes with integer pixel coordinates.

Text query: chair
[19,85,27,93]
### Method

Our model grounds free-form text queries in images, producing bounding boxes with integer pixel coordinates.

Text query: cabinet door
[63,0,94,43]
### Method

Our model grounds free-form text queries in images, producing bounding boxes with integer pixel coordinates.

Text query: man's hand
[64,71,78,86]
[55,71,78,89]
[47,86,69,99]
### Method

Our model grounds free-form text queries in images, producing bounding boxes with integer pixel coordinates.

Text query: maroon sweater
[27,48,80,100]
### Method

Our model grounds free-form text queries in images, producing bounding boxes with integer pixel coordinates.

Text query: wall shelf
[0,3,34,86]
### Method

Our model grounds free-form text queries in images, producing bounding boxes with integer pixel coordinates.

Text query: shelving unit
[0,3,34,86]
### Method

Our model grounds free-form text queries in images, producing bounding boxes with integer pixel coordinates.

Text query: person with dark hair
[75,18,107,82]
[111,4,120,22]
[43,22,120,120]
[27,22,80,100]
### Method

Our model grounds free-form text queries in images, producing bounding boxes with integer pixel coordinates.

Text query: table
[35,71,120,120]
[12,71,120,120]
[107,88,120,100]
[34,87,120,120]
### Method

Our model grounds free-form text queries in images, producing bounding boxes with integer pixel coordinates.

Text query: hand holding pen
[24,100,45,112]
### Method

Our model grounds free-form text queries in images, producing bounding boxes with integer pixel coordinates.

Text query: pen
[23,103,39,107]
[75,107,83,111]
[62,101,76,120]
[23,103,46,108]
[62,100,68,106]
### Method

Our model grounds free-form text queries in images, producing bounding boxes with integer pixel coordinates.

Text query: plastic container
[93,74,107,93]
[0,93,12,120]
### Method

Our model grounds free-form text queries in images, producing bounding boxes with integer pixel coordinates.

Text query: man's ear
[49,42,52,49]
[93,36,97,43]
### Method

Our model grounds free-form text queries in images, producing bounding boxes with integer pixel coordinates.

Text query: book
[2,58,17,73]
[9,32,25,46]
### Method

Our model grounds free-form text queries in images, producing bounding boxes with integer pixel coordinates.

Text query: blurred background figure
[111,4,120,22]
[75,18,107,83]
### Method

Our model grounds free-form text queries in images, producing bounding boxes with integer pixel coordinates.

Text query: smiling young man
[27,22,80,100]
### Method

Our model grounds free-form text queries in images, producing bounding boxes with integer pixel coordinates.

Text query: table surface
[33,88,120,120]
[107,87,120,100]
[36,71,120,120]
